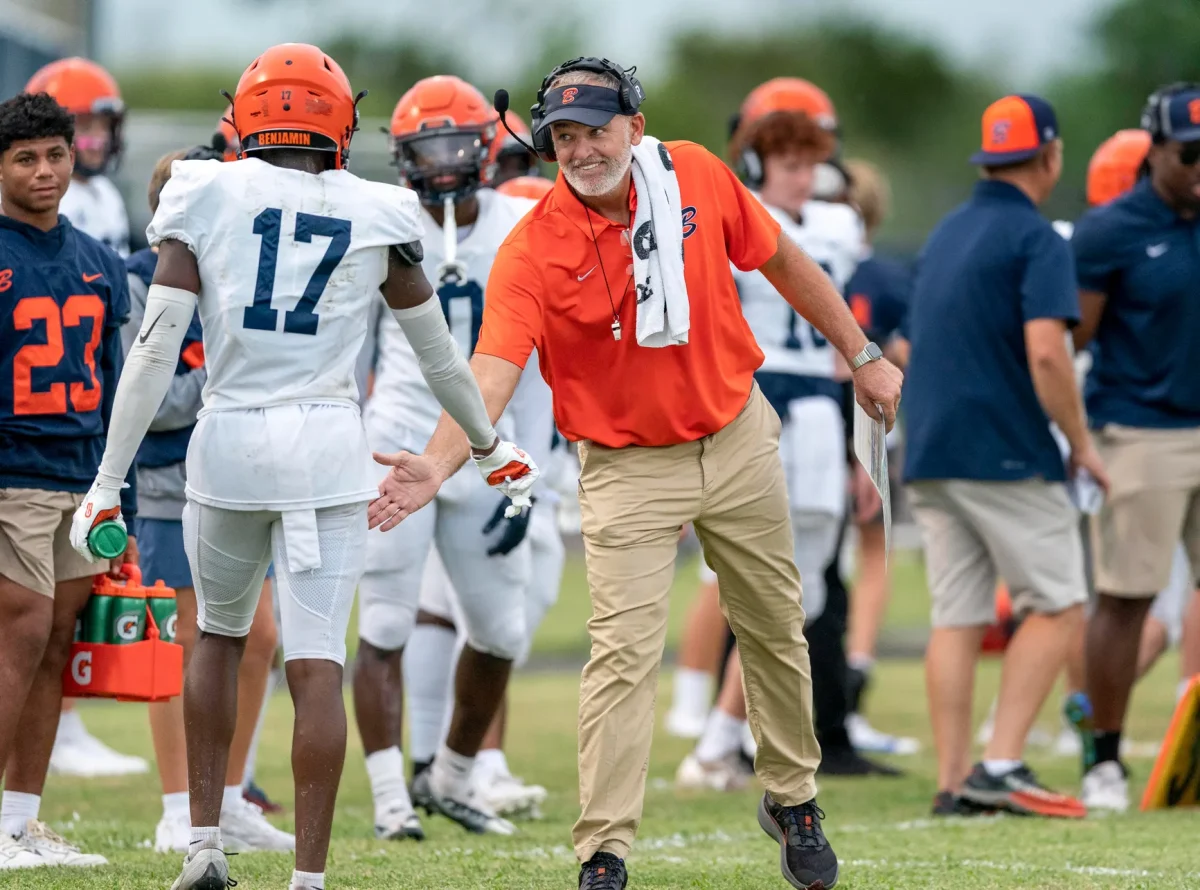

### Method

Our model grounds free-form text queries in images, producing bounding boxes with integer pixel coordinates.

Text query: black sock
[1093,730,1121,765]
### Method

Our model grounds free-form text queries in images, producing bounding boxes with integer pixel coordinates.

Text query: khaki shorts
[1091,424,1200,597]
[909,479,1086,628]
[0,488,109,598]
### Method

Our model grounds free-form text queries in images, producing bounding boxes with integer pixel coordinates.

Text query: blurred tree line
[116,0,1199,253]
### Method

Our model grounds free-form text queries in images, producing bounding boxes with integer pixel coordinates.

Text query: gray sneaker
[170,847,232,890]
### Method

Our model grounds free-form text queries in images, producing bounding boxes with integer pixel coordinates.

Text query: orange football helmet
[736,77,838,135]
[214,107,241,162]
[1087,129,1151,207]
[390,75,498,204]
[229,43,361,170]
[26,57,124,174]
[496,175,553,200]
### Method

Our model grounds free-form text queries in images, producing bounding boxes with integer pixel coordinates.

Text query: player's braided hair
[0,92,75,157]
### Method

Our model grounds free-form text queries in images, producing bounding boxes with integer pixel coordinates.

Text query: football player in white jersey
[676,90,878,791]
[68,45,536,890]
[26,58,131,258]
[353,75,541,840]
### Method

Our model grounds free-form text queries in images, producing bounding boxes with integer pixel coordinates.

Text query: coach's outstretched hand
[852,357,904,432]
[369,451,441,532]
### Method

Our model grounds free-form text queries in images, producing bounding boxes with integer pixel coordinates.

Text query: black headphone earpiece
[528,57,644,163]
[1142,81,1200,144]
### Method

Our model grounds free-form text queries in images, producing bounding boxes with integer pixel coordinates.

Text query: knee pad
[184,510,269,638]
[462,596,527,661]
[356,571,418,651]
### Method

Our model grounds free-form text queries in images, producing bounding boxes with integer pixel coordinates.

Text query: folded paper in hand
[853,402,891,566]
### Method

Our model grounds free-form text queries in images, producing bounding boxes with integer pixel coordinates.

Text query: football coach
[369,55,902,890]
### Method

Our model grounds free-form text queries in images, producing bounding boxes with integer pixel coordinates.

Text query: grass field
[8,550,1199,889]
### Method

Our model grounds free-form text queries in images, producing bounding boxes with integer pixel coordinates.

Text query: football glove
[69,480,126,562]
[483,496,534,557]
[472,440,538,517]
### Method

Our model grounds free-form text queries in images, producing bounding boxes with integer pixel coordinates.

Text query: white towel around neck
[629,136,690,347]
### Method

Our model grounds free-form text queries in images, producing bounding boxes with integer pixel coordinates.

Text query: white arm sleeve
[95,284,198,487]
[389,298,496,450]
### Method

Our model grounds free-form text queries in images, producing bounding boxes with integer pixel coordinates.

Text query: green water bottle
[87,520,127,560]
[146,585,178,644]
[80,594,113,644]
[111,592,147,644]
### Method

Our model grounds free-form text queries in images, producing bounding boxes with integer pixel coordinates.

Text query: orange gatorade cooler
[62,564,184,702]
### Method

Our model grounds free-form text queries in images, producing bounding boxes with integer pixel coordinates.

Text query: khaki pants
[0,488,108,598]
[573,385,820,862]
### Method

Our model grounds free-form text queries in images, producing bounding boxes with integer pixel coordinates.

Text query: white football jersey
[61,175,130,257]
[146,158,423,511]
[365,188,535,451]
[737,197,864,378]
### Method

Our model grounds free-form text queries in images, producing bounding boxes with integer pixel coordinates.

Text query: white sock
[670,668,714,720]
[430,743,475,801]
[56,709,88,744]
[221,784,243,813]
[740,721,758,760]
[848,653,875,672]
[982,759,1022,777]
[366,746,412,816]
[475,748,508,780]
[162,792,190,822]
[694,709,746,763]
[290,869,325,889]
[188,826,221,855]
[0,792,40,838]
[242,666,282,788]
[403,624,457,763]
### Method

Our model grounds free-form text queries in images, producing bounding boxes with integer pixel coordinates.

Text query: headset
[493,56,644,163]
[1140,81,1200,144]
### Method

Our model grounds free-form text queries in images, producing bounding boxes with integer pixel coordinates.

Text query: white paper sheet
[853,402,891,565]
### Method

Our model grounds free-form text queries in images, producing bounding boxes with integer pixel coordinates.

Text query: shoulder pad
[394,240,424,266]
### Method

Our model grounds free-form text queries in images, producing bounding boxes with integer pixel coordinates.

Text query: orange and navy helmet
[496,175,553,200]
[213,107,241,162]
[488,114,538,186]
[390,75,498,205]
[731,77,838,140]
[229,43,361,170]
[1087,129,1150,207]
[26,57,125,176]
[970,94,1059,166]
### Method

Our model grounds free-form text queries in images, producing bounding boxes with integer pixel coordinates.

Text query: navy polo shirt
[846,253,911,344]
[1072,179,1200,429]
[903,180,1079,483]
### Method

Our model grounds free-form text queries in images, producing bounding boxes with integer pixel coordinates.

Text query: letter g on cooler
[71,650,93,686]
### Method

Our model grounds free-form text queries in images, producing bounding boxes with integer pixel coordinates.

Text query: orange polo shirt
[476,140,781,448]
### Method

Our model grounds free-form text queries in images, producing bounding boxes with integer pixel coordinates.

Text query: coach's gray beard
[563,145,633,197]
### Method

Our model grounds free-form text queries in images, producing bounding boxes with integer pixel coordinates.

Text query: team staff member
[903,95,1105,818]
[1071,82,1200,812]
[371,56,902,890]
[0,92,136,869]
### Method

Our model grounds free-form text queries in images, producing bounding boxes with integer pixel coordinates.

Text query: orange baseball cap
[970,94,1059,165]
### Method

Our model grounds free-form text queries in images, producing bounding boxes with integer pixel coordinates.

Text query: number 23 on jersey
[242,207,351,336]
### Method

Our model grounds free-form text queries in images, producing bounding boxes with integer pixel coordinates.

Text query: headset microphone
[493,90,540,157]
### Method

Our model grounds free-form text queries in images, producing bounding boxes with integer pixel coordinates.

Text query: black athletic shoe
[817,745,904,777]
[931,789,993,817]
[579,852,627,890]
[845,665,869,715]
[757,794,839,889]
[959,762,1086,819]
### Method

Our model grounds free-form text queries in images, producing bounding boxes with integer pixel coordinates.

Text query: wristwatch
[850,341,883,370]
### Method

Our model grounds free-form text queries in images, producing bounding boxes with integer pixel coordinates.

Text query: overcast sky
[100,0,1116,89]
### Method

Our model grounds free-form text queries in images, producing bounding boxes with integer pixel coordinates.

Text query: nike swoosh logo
[577,266,598,282]
[1146,243,1169,258]
[138,309,175,344]
[82,273,103,283]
